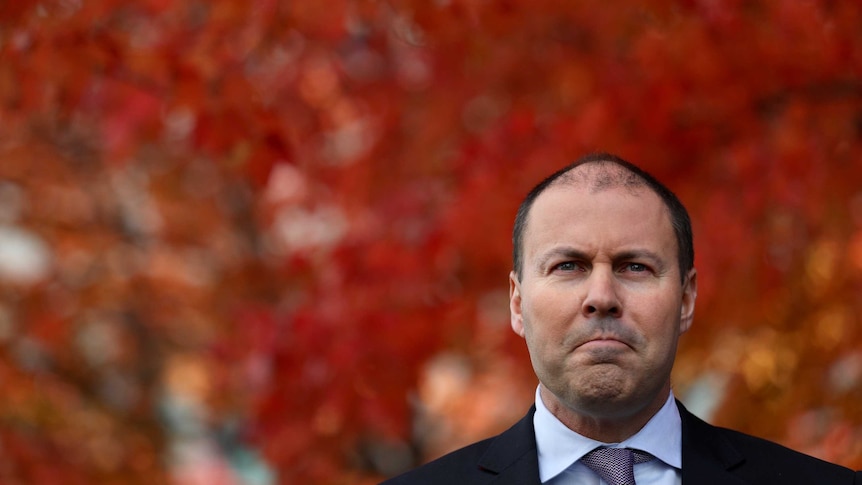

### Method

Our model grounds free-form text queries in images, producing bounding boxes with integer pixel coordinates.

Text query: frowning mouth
[573,338,632,363]
[577,337,631,351]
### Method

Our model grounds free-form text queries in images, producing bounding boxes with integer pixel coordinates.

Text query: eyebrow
[616,250,667,270]
[535,247,590,270]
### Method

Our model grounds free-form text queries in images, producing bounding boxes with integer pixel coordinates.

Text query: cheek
[640,307,683,353]
[625,291,673,328]
[525,303,565,336]
[523,293,579,347]
[526,286,579,320]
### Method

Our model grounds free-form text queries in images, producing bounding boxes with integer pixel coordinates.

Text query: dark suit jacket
[381,401,862,484]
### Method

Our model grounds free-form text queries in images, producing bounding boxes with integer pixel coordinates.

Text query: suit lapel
[677,400,748,485]
[476,406,541,485]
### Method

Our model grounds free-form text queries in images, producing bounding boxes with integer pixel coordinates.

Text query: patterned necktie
[580,447,654,485]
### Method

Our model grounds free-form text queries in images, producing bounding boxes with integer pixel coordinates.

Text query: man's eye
[554,262,579,272]
[625,263,648,272]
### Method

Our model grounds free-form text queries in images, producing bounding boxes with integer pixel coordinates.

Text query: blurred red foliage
[1,1,861,483]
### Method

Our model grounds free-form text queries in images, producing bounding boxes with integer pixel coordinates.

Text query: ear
[679,268,697,335]
[510,271,526,337]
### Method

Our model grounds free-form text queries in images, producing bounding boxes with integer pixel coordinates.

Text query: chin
[550,379,628,412]
[566,373,646,413]
[574,388,634,414]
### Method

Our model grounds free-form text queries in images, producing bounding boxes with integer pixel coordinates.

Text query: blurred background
[1,1,862,483]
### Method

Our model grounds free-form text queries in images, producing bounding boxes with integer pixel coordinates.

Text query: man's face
[509,178,697,422]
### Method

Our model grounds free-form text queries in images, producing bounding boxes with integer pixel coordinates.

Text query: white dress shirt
[534,386,682,484]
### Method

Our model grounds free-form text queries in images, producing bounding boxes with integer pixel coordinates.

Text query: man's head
[508,154,697,441]
[512,153,694,283]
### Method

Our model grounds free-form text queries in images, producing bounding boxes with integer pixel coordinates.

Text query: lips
[576,335,633,351]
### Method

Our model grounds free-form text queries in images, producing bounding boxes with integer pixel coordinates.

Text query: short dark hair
[512,153,694,283]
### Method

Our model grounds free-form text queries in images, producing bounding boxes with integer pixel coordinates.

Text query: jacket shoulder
[719,425,857,483]
[679,401,858,484]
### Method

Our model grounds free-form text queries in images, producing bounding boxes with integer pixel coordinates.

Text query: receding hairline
[512,155,694,283]
[520,161,669,258]
[546,159,649,195]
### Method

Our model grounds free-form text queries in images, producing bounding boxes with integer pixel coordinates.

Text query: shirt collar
[533,385,682,482]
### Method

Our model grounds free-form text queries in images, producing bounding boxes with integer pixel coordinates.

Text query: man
[383,153,862,484]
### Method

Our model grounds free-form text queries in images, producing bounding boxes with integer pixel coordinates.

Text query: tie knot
[580,447,654,485]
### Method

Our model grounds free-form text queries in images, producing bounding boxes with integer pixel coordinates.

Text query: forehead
[524,179,676,258]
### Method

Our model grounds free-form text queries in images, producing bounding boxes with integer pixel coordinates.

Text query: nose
[582,266,621,318]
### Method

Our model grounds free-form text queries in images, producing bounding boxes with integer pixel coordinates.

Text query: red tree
[1,1,861,483]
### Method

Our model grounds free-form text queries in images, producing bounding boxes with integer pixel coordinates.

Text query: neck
[539,384,670,443]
